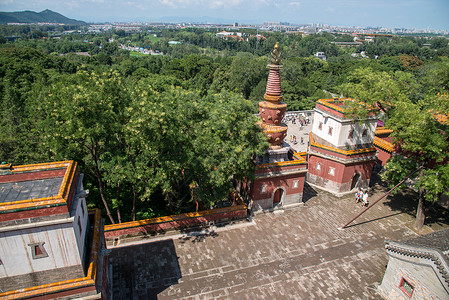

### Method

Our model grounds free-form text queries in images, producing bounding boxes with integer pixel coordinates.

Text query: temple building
[0,161,108,299]
[249,43,308,211]
[307,98,378,196]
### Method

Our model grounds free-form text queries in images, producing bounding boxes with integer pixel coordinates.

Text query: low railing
[104,191,248,246]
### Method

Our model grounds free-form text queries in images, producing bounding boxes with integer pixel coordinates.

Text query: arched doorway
[273,188,284,206]
[351,172,361,190]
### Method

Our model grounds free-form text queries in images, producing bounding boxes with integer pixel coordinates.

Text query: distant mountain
[0,9,86,25]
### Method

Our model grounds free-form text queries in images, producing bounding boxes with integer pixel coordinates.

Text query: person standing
[362,190,369,207]
[355,188,362,203]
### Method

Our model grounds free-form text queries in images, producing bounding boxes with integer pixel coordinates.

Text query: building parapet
[104,191,247,246]
[0,161,77,214]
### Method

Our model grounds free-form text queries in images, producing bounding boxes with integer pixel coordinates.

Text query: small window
[78,216,82,233]
[399,277,414,298]
[80,199,85,216]
[328,127,333,136]
[348,129,353,139]
[293,180,299,188]
[0,257,2,265]
[328,167,335,176]
[28,242,49,259]
[318,122,323,130]
[362,129,368,137]
[316,163,321,171]
[261,185,267,194]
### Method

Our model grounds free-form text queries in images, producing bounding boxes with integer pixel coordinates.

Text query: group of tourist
[289,135,305,145]
[355,188,369,207]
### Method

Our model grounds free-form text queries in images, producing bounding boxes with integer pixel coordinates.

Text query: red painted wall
[104,209,246,239]
[0,169,66,183]
[376,148,393,166]
[316,103,344,118]
[0,205,68,222]
[308,155,374,184]
[251,173,306,201]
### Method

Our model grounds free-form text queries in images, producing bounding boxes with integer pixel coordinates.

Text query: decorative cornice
[309,132,377,156]
[263,94,283,102]
[259,101,287,109]
[375,127,393,135]
[373,136,394,153]
[259,122,288,133]
[256,158,307,169]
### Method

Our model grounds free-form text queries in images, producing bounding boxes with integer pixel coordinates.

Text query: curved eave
[373,136,394,153]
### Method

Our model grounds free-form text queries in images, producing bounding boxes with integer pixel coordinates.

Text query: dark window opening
[399,277,414,298]
[362,129,368,137]
[78,216,83,233]
[318,122,323,130]
[81,199,85,216]
[28,242,49,259]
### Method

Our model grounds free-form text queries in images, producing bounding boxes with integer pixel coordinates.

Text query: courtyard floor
[108,176,449,299]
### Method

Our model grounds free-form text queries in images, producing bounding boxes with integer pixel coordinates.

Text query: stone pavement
[107,179,446,299]
[284,112,314,153]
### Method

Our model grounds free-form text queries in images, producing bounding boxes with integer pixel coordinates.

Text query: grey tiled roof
[403,228,449,254]
[0,177,63,203]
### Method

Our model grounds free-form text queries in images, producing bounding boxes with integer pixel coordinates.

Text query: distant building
[314,52,327,61]
[216,31,234,38]
[0,161,108,299]
[378,228,449,299]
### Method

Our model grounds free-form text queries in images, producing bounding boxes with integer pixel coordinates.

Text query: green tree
[37,70,131,224]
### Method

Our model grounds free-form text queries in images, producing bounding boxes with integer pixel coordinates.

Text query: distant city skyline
[1,0,448,31]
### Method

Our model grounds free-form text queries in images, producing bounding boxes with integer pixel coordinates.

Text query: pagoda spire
[258,43,288,149]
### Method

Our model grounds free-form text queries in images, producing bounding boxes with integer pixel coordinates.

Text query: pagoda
[248,43,308,212]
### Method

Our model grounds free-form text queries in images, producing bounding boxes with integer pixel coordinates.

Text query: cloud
[288,1,300,7]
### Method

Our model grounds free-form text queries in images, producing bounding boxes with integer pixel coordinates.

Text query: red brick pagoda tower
[249,43,307,212]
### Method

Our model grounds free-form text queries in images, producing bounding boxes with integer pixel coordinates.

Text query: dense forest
[1,25,448,225]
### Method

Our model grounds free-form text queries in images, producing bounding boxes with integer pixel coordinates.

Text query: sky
[1,0,448,30]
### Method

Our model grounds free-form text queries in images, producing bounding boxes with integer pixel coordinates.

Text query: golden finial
[270,42,281,65]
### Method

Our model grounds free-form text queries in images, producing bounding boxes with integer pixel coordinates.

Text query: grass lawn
[147,35,162,43]
[130,51,147,57]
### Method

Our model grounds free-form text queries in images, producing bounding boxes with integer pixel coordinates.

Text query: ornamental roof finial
[270,42,281,65]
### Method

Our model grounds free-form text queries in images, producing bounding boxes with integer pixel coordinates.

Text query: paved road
[109,180,430,299]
